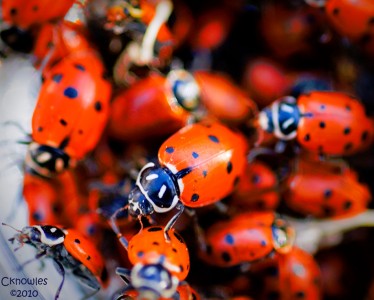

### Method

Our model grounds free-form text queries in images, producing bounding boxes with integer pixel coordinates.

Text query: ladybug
[126,121,248,229]
[108,69,257,141]
[258,91,374,156]
[198,211,295,268]
[114,225,190,299]
[231,160,280,211]
[4,224,108,300]
[306,0,374,42]
[32,21,92,72]
[27,52,112,177]
[253,247,321,300]
[284,158,371,218]
[2,0,75,30]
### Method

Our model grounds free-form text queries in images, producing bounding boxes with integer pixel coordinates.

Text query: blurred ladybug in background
[108,68,257,141]
[258,91,374,156]
[1,0,76,52]
[284,157,371,218]
[198,211,295,268]
[125,121,248,230]
[3,224,108,300]
[253,246,321,300]
[27,51,112,177]
[113,225,190,300]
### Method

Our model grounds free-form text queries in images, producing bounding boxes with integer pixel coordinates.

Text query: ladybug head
[271,217,295,254]
[258,96,300,141]
[8,225,65,250]
[26,142,74,177]
[167,69,200,112]
[131,260,179,299]
[128,163,180,217]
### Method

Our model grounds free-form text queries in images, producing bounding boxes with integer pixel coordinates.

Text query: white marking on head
[36,152,52,163]
[158,185,167,198]
[34,226,64,246]
[272,101,297,141]
[282,117,295,130]
[146,174,159,181]
[258,111,269,131]
[280,104,294,113]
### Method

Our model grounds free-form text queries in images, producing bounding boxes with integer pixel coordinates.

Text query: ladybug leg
[53,260,65,300]
[185,208,207,252]
[248,147,279,162]
[164,203,185,240]
[112,284,134,300]
[17,250,47,271]
[109,206,130,250]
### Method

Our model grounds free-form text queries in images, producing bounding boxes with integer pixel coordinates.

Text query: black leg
[164,203,184,241]
[53,260,65,300]
[17,250,46,271]
[109,206,129,250]
[116,267,131,285]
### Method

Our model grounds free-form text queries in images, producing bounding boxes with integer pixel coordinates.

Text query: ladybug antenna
[0,121,31,138]
[2,222,22,233]
[109,205,129,250]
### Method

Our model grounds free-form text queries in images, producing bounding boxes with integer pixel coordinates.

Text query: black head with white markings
[7,225,65,250]
[26,142,73,177]
[131,259,179,299]
[167,69,200,112]
[128,162,180,218]
[259,96,301,140]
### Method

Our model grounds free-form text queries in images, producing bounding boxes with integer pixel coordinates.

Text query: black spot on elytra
[60,119,67,126]
[32,212,43,222]
[323,206,334,217]
[295,291,305,298]
[221,251,231,262]
[192,152,199,158]
[94,101,102,112]
[74,64,85,71]
[148,227,162,232]
[191,193,199,202]
[52,74,63,83]
[86,256,91,261]
[319,121,325,129]
[10,8,17,16]
[78,130,83,135]
[74,239,81,244]
[202,170,208,177]
[343,127,351,135]
[345,105,351,111]
[208,135,219,143]
[261,240,267,247]
[320,105,326,110]
[174,232,184,244]
[64,87,78,99]
[172,248,177,253]
[324,189,332,199]
[47,41,54,49]
[251,174,260,184]
[304,133,310,141]
[152,241,159,246]
[32,6,38,11]
[332,8,340,15]
[165,146,174,153]
[343,201,352,210]
[179,265,184,272]
[362,131,369,142]
[37,126,43,132]
[233,176,240,187]
[344,143,353,152]
[52,203,62,213]
[227,161,233,174]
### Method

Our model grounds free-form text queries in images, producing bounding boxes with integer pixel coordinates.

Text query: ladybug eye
[167,70,200,111]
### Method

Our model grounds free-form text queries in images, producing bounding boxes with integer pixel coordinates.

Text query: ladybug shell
[199,212,278,267]
[194,71,258,124]
[108,74,191,141]
[63,229,107,284]
[75,212,103,248]
[33,21,92,70]
[285,166,371,218]
[32,53,112,160]
[278,247,321,300]
[2,0,75,29]
[231,161,279,210]
[325,0,374,41]
[128,226,190,281]
[297,92,374,155]
[158,121,248,208]
[23,172,63,225]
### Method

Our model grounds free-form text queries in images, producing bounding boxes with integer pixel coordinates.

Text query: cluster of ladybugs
[1,0,374,299]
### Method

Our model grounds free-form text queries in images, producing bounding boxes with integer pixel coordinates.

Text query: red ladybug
[284,158,371,218]
[231,160,280,211]
[27,52,112,177]
[4,224,108,300]
[108,69,257,141]
[253,246,321,300]
[258,91,374,156]
[114,225,190,299]
[127,121,248,229]
[198,211,295,268]
[2,0,75,30]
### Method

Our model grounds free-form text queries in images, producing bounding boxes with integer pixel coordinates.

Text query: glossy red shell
[108,74,190,141]
[32,53,112,159]
[128,226,190,281]
[158,121,248,208]
[297,91,374,155]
